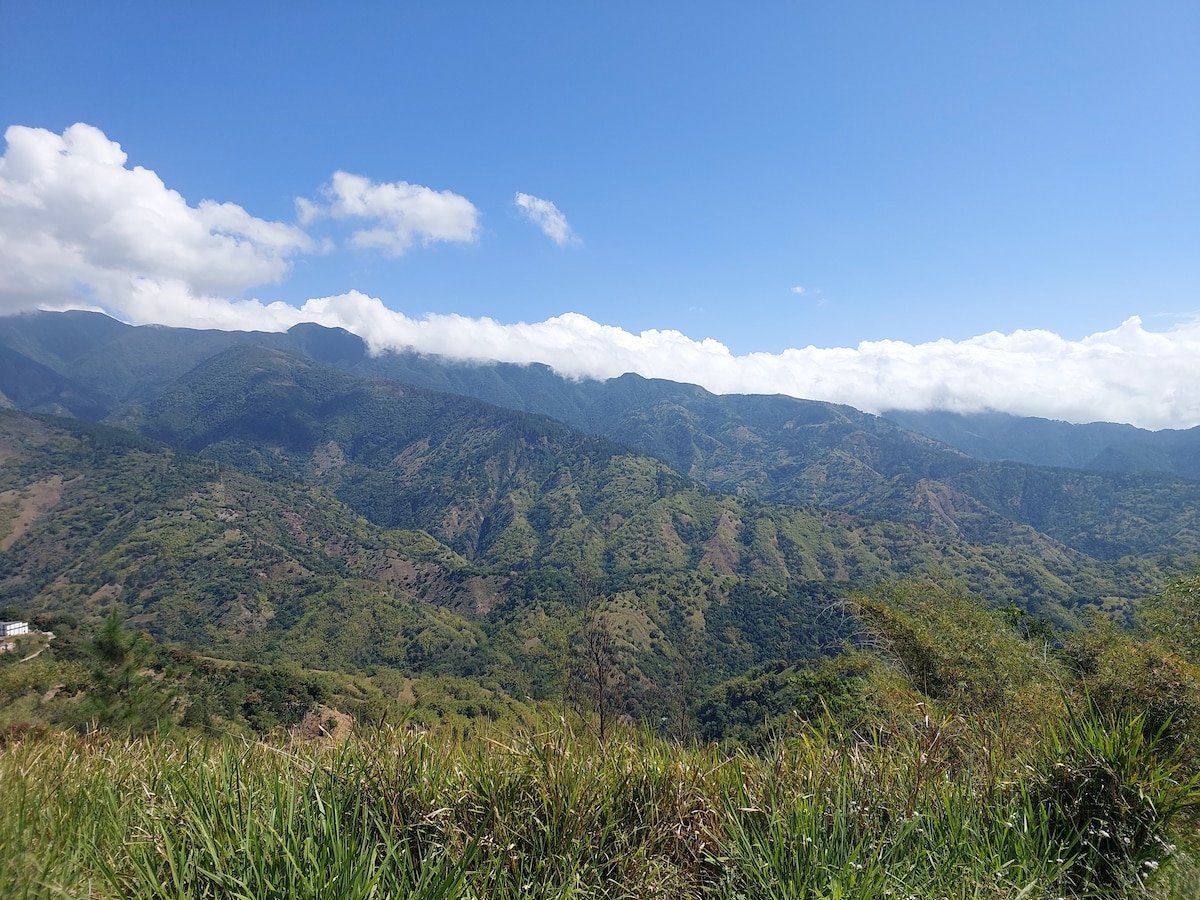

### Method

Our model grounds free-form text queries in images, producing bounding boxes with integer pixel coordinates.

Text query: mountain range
[4,311,1198,558]
[1,310,1196,708]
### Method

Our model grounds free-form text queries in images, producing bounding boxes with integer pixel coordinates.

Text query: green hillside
[4,376,1200,896]
[3,311,1197,565]
[0,410,489,674]
[0,389,1173,726]
[111,347,1171,611]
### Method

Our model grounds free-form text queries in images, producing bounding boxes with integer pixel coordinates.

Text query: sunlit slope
[4,311,1199,563]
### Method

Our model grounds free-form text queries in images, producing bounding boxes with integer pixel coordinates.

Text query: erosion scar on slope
[0,475,67,551]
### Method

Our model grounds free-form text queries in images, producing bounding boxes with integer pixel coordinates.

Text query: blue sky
[1,2,1198,427]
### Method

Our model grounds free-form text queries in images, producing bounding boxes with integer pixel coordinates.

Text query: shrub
[1029,704,1200,894]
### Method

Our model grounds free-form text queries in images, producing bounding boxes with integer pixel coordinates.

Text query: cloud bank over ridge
[2,123,1197,431]
[90,288,1200,432]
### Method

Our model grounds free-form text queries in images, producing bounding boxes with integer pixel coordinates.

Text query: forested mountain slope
[883,408,1200,480]
[0,369,1168,714]
[0,410,490,673]
[104,347,1168,616]
[343,344,1200,560]
[3,310,1199,565]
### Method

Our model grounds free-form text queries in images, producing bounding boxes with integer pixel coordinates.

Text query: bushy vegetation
[4,577,1200,897]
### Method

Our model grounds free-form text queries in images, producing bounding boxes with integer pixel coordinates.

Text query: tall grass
[1,711,1197,899]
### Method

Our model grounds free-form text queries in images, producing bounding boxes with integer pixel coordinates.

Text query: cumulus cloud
[791,285,805,294]
[514,192,578,246]
[0,123,313,316]
[301,171,479,255]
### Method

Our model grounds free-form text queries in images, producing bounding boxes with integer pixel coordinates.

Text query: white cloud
[302,171,479,255]
[791,285,805,294]
[166,292,1195,431]
[4,123,1198,430]
[514,192,578,246]
[0,123,313,316]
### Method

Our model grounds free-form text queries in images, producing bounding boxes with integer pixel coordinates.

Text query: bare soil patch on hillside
[0,475,66,550]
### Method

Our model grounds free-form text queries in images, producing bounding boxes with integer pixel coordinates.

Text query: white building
[0,621,29,637]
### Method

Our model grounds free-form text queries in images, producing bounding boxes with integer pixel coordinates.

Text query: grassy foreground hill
[3,714,1196,899]
[7,575,1200,898]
